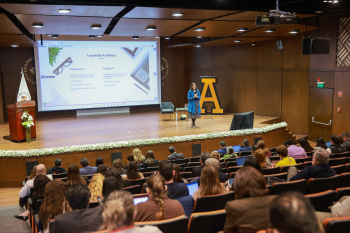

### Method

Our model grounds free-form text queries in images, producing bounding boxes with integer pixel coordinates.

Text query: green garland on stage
[0,122,287,157]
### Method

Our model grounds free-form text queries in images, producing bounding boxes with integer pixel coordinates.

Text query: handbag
[267,176,286,185]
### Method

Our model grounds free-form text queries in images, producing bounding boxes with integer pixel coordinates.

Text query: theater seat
[305,190,336,212]
[263,173,287,182]
[340,172,350,188]
[323,216,350,233]
[181,172,191,179]
[135,215,188,233]
[184,166,198,172]
[176,195,194,219]
[227,166,242,173]
[295,157,312,164]
[335,187,350,202]
[122,185,142,195]
[280,163,304,173]
[188,162,201,167]
[331,152,350,159]
[189,157,200,162]
[193,192,235,213]
[146,166,159,172]
[142,172,154,178]
[51,173,68,179]
[272,179,308,195]
[261,167,281,175]
[129,178,147,187]
[328,158,348,166]
[188,209,227,233]
[331,165,347,175]
[226,161,237,168]
[239,151,251,157]
[89,201,100,208]
[172,158,189,164]
[306,175,342,194]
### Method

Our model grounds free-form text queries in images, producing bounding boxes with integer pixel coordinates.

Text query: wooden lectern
[4,101,36,142]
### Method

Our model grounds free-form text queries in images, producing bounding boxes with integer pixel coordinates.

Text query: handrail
[312,116,332,126]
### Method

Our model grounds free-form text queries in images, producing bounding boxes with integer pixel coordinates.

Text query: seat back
[51,173,68,179]
[188,210,227,233]
[184,166,198,172]
[135,215,188,233]
[335,187,350,202]
[295,157,313,163]
[331,165,347,174]
[193,192,235,213]
[122,185,142,195]
[328,158,348,166]
[29,187,35,197]
[324,216,350,233]
[129,178,147,187]
[280,163,304,173]
[306,152,314,157]
[306,175,342,194]
[36,199,43,213]
[160,102,174,112]
[331,152,350,159]
[190,157,200,162]
[227,166,242,173]
[226,161,237,168]
[138,168,146,173]
[172,158,189,164]
[221,168,228,173]
[176,195,194,219]
[188,162,201,167]
[261,167,281,175]
[142,172,154,178]
[239,151,251,157]
[89,201,100,208]
[305,190,336,212]
[340,172,350,188]
[224,158,236,162]
[146,166,159,172]
[273,179,308,195]
[229,172,236,178]
[269,156,281,162]
[181,172,192,179]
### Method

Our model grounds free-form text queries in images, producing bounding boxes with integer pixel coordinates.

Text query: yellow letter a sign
[200,76,225,115]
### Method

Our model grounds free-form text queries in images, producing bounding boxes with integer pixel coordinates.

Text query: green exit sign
[317,82,325,88]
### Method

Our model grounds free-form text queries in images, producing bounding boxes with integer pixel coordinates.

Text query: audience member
[19,165,37,208]
[284,139,307,159]
[50,183,104,233]
[206,158,228,182]
[99,190,161,233]
[29,165,37,180]
[239,139,252,152]
[40,180,68,231]
[266,192,321,233]
[123,161,144,180]
[79,158,97,176]
[217,141,227,155]
[275,145,297,167]
[167,146,184,161]
[243,157,261,172]
[315,195,350,222]
[47,159,67,174]
[257,140,272,157]
[158,161,188,199]
[88,165,106,201]
[251,144,259,156]
[224,166,274,233]
[135,174,185,221]
[329,134,346,154]
[298,138,314,153]
[143,150,160,169]
[106,167,132,188]
[126,154,141,169]
[315,137,332,154]
[254,149,272,168]
[112,159,126,176]
[132,148,145,164]
[67,164,86,187]
[101,176,121,204]
[173,164,187,183]
[96,157,104,167]
[210,151,220,161]
[222,146,237,159]
[97,165,107,176]
[191,151,211,177]
[289,148,336,181]
[192,165,228,200]
[341,131,350,151]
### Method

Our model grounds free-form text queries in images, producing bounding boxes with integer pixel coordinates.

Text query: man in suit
[289,148,336,181]
[79,158,97,176]
[217,141,227,155]
[50,183,103,233]
[191,151,211,177]
[167,146,184,161]
[239,139,252,152]
[47,159,67,174]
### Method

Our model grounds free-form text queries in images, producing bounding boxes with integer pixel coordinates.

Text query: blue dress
[187,89,201,119]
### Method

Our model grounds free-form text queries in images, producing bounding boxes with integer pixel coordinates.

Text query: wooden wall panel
[0,64,4,123]
[192,46,213,69]
[0,158,26,187]
[232,71,257,113]
[282,35,310,71]
[256,70,282,117]
[309,72,335,88]
[257,39,283,70]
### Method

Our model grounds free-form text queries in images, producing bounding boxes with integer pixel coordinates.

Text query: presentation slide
[34,40,160,111]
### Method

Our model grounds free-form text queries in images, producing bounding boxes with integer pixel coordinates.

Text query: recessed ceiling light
[146,26,156,31]
[237,28,248,32]
[96,35,103,37]
[154,36,160,38]
[333,0,338,2]
[194,45,201,47]
[46,34,53,37]
[328,0,332,2]
[316,11,323,13]
[32,23,43,28]
[58,9,71,13]
[164,36,171,39]
[252,42,256,46]
[133,36,139,39]
[265,29,276,33]
[323,0,327,2]
[197,36,202,38]
[91,24,102,29]
[289,30,300,34]
[52,35,59,38]
[11,44,19,47]
[89,35,95,38]
[172,13,184,17]
[234,40,242,43]
[194,27,205,32]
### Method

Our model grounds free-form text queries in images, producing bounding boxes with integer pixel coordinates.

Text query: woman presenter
[187,82,201,128]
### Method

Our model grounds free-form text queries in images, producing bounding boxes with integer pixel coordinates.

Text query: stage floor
[0,112,280,151]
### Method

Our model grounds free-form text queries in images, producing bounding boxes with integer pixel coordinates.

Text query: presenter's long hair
[190,82,197,91]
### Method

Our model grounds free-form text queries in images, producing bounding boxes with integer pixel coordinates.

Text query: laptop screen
[228,178,234,187]
[232,145,241,152]
[133,196,148,205]
[187,182,199,196]
[236,157,248,166]
[326,142,331,147]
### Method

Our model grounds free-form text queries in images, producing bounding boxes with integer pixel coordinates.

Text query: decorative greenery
[48,47,63,66]
[180,114,187,120]
[0,122,287,158]
[21,110,34,128]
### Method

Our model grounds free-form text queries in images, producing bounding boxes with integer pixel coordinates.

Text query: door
[308,87,333,141]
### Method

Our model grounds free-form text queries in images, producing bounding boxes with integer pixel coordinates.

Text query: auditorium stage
[0,112,281,151]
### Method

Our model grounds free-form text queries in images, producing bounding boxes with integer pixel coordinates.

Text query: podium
[3,101,36,142]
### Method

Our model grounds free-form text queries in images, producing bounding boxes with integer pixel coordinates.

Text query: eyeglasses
[53,57,73,75]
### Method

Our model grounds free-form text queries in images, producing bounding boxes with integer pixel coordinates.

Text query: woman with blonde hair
[210,151,221,161]
[254,149,272,168]
[88,165,107,201]
[192,165,228,200]
[132,148,145,164]
[257,140,272,157]
[67,164,86,187]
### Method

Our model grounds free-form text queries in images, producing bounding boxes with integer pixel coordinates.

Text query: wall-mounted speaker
[311,38,331,54]
[302,37,312,55]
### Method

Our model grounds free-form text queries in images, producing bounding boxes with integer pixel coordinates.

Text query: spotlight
[315,11,323,13]
[154,36,160,38]
[172,13,184,17]
[194,45,201,47]
[234,40,242,43]
[164,36,171,39]
[333,0,338,2]
[32,23,43,28]
[46,34,53,37]
[252,42,256,46]
[11,44,19,47]
[58,9,71,13]
[197,36,202,38]
[132,36,139,39]
[194,27,205,32]
[52,35,59,38]
[265,29,276,33]
[146,26,156,31]
[289,30,300,34]
[96,35,103,37]
[89,35,96,38]
[237,28,248,32]
[91,24,102,29]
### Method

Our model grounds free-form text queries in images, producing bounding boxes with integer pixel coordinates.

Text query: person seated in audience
[217,141,227,155]
[106,167,133,188]
[289,148,336,181]
[275,145,297,167]
[341,131,350,151]
[224,166,275,233]
[192,165,228,200]
[315,195,350,222]
[100,176,121,204]
[260,192,321,233]
[50,183,104,233]
[98,190,162,233]
[173,164,188,183]
[329,134,346,154]
[112,159,126,176]
[123,161,144,180]
[239,139,252,152]
[47,159,67,174]
[257,140,272,157]
[191,151,211,177]
[89,165,107,201]
[79,158,97,176]
[243,157,261,172]
[143,150,160,169]
[158,160,189,199]
[125,154,141,169]
[40,180,69,232]
[210,151,220,161]
[135,174,185,221]
[18,165,37,209]
[284,139,307,159]
[298,138,314,153]
[190,158,229,185]
[222,146,238,159]
[132,148,145,164]
[254,149,272,168]
[67,164,86,187]
[251,144,258,156]
[167,146,184,161]
[15,174,51,221]
[315,137,332,154]
[96,157,104,167]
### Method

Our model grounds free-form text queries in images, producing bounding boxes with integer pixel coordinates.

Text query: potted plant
[21,110,34,143]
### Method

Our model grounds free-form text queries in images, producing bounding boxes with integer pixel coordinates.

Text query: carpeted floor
[0,206,31,233]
